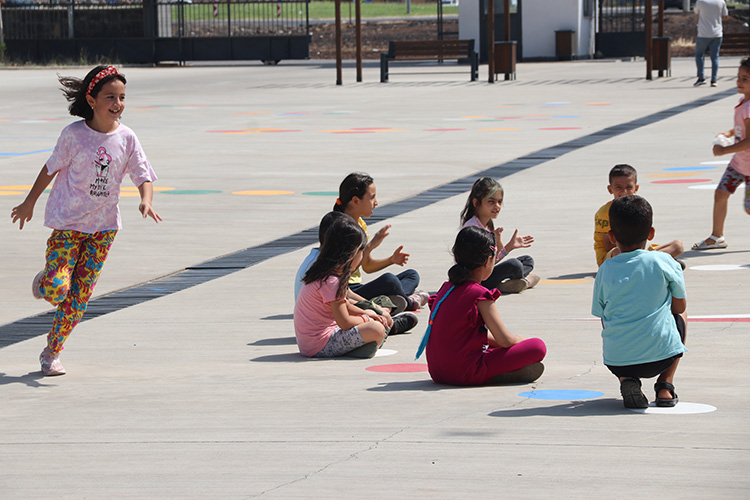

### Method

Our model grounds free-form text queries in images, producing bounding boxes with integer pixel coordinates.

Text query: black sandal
[654,382,679,407]
[620,378,649,409]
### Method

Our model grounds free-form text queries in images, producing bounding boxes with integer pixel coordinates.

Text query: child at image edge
[594,164,683,267]
[10,66,161,376]
[418,226,546,386]
[693,57,750,250]
[592,195,687,409]
[294,216,387,358]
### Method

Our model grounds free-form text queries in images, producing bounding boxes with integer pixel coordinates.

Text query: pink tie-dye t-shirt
[44,120,157,233]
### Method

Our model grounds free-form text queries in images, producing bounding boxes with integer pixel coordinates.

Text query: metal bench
[380,40,479,83]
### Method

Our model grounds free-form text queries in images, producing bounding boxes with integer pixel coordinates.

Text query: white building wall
[458,0,481,51]
[521,0,595,59]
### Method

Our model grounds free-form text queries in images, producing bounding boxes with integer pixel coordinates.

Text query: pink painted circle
[651,179,712,184]
[366,363,428,373]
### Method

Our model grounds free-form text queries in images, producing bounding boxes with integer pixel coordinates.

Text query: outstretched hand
[139,201,162,223]
[10,201,34,230]
[369,224,391,249]
[390,245,410,266]
[504,229,534,252]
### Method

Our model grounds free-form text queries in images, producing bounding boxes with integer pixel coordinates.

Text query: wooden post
[645,0,653,80]
[335,0,342,85]
[487,0,495,83]
[658,0,664,77]
[356,0,362,82]
[504,0,510,42]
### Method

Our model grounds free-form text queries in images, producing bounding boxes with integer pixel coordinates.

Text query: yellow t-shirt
[349,217,368,284]
[595,199,659,267]
[594,201,612,267]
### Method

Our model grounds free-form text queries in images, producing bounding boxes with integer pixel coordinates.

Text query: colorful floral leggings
[38,230,117,354]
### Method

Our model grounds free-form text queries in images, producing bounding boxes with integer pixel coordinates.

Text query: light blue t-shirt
[294,248,320,302]
[592,249,687,366]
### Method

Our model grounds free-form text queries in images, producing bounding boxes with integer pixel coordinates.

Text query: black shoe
[344,342,379,359]
[390,312,418,335]
[620,378,649,408]
[693,78,706,87]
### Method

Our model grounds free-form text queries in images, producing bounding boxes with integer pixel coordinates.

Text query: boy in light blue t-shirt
[592,195,687,409]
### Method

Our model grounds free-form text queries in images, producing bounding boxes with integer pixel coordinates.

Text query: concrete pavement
[1,57,748,498]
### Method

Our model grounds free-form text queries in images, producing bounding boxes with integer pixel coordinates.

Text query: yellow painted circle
[233,190,294,196]
[539,279,593,285]
[645,172,703,178]
[0,191,25,195]
[0,185,33,190]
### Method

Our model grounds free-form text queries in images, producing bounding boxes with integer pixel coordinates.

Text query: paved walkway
[1,58,748,498]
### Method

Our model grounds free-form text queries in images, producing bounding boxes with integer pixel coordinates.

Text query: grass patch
[177,1,456,21]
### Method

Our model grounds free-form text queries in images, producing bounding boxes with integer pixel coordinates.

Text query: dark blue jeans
[695,36,722,82]
[482,255,534,290]
[349,269,420,301]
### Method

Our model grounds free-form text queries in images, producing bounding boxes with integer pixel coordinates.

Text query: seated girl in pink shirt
[294,216,387,358]
[416,226,547,386]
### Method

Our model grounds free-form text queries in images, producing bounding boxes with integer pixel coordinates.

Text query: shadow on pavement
[489,398,629,417]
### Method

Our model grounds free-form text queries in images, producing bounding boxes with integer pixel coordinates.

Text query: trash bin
[652,37,671,76]
[494,41,517,81]
[555,30,575,61]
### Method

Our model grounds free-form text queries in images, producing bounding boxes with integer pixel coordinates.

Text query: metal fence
[598,0,645,33]
[2,0,310,40]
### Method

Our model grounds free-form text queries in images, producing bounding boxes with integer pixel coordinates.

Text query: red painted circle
[651,179,712,184]
[366,363,429,373]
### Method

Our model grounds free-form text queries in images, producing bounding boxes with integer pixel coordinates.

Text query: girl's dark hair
[460,177,503,230]
[303,216,367,299]
[59,65,127,121]
[740,57,750,71]
[333,172,374,212]
[448,226,496,286]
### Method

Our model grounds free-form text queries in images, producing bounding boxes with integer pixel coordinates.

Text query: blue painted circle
[662,166,717,171]
[518,389,604,400]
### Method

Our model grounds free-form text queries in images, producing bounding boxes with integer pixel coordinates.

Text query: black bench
[380,40,479,83]
[720,33,750,56]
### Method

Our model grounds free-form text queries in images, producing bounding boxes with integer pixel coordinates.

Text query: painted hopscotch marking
[519,389,604,400]
[628,402,717,415]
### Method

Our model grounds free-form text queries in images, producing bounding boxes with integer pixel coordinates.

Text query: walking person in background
[694,0,729,88]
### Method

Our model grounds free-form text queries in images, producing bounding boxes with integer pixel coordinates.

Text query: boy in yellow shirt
[594,164,684,267]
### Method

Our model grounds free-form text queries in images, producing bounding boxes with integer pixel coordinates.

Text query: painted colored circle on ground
[518,389,604,400]
[0,185,33,190]
[539,278,592,285]
[700,160,729,165]
[302,191,337,196]
[586,102,611,106]
[663,166,717,171]
[121,186,175,192]
[688,184,718,190]
[424,128,465,132]
[162,190,222,195]
[233,190,294,196]
[0,191,24,195]
[651,179,712,184]
[374,349,398,357]
[645,172,704,178]
[628,402,717,415]
[689,264,750,271]
[365,363,428,373]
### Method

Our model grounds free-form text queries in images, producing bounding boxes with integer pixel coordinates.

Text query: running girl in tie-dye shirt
[10,65,161,376]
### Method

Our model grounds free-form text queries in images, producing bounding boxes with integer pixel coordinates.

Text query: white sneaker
[32,270,44,299]
[408,289,430,309]
[39,347,66,376]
